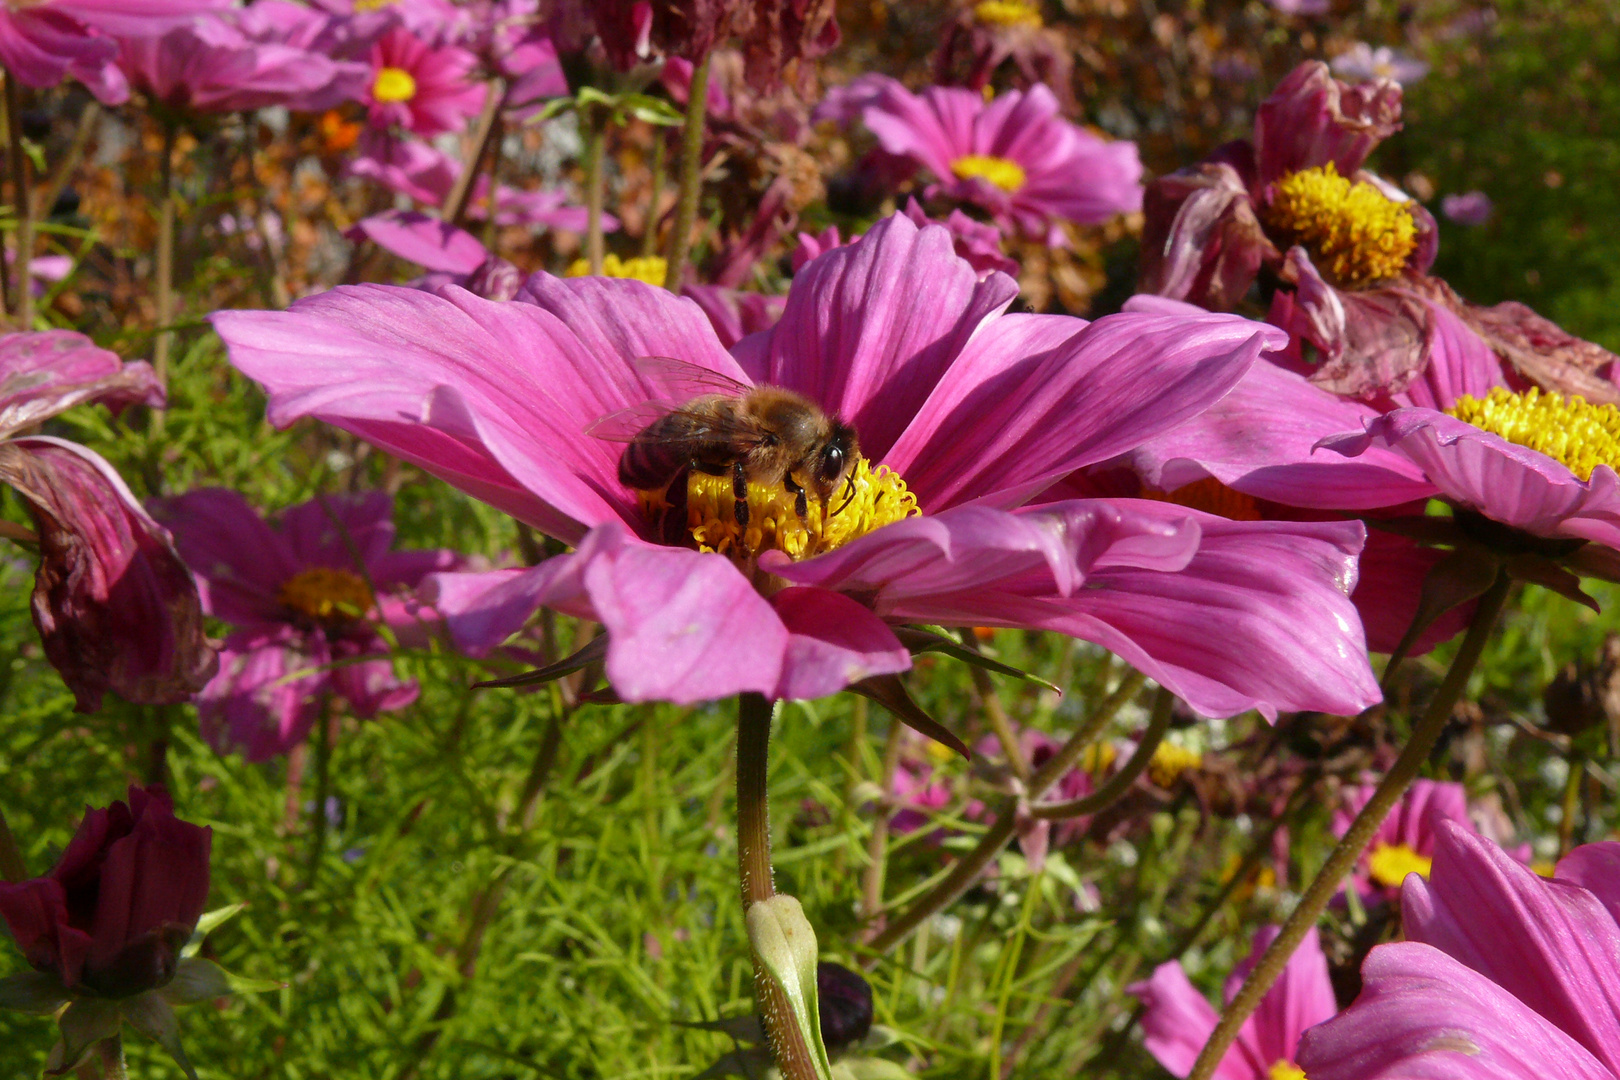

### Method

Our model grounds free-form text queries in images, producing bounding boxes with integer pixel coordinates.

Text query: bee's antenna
[832,475,857,518]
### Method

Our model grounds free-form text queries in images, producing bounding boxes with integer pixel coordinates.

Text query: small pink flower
[1331,43,1429,85]
[363,26,486,136]
[1130,925,1338,1079]
[829,75,1142,244]
[149,490,463,761]
[1331,778,1508,902]
[1442,190,1494,226]
[1299,825,1620,1080]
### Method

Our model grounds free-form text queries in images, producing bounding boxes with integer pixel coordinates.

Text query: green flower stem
[444,80,505,228]
[95,1035,126,1080]
[0,806,26,881]
[582,103,606,275]
[5,71,32,327]
[300,702,335,892]
[1186,569,1512,1080]
[640,130,666,258]
[736,692,823,1080]
[151,121,177,396]
[866,668,1147,954]
[1031,686,1173,819]
[858,715,905,930]
[662,50,710,289]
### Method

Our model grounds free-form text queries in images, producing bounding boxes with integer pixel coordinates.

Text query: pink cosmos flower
[1131,925,1338,1079]
[116,5,367,115]
[0,332,215,711]
[1264,0,1330,13]
[831,75,1142,244]
[363,27,486,136]
[1331,43,1429,85]
[1442,191,1494,227]
[211,212,1380,718]
[0,0,228,104]
[148,490,462,762]
[888,752,953,836]
[792,197,1018,280]
[1332,778,1473,903]
[349,133,602,231]
[1298,824,1620,1080]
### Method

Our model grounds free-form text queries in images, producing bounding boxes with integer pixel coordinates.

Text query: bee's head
[813,420,859,502]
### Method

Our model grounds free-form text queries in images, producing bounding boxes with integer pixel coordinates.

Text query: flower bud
[746,894,834,1079]
[816,962,873,1052]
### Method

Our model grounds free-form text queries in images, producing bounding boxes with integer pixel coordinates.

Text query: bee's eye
[818,445,845,484]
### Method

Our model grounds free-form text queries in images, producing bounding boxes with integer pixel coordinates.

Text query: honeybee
[589,358,859,549]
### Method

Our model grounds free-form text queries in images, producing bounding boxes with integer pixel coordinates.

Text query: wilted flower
[1299,824,1620,1080]
[0,0,228,104]
[149,490,462,762]
[0,331,215,711]
[363,26,486,135]
[830,76,1142,244]
[1442,190,1494,227]
[214,212,1380,719]
[1331,43,1429,85]
[0,786,225,1075]
[1130,925,1338,1080]
[932,0,1074,111]
[592,0,840,91]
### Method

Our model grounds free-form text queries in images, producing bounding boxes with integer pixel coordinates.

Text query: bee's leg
[659,469,691,546]
[782,474,809,521]
[731,461,750,531]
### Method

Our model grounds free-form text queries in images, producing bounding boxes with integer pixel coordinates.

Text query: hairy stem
[95,1036,126,1080]
[736,693,822,1080]
[1032,686,1173,819]
[444,80,505,228]
[663,50,710,289]
[5,73,31,326]
[1186,571,1511,1080]
[866,668,1147,953]
[640,130,666,258]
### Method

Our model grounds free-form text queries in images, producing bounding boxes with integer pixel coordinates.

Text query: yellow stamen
[1367,841,1432,888]
[1269,1062,1308,1080]
[973,0,1043,28]
[1263,163,1416,288]
[1148,742,1201,787]
[1532,860,1557,878]
[1141,477,1262,521]
[1082,742,1117,774]
[371,66,417,104]
[639,456,919,562]
[278,567,375,625]
[951,154,1027,193]
[1447,386,1620,482]
[564,253,671,288]
[354,0,398,9]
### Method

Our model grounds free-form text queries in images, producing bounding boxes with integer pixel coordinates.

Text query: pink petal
[1403,822,1620,1073]
[1254,61,1402,186]
[347,210,489,273]
[1127,961,1252,1080]
[751,212,1018,464]
[278,491,396,570]
[0,330,163,437]
[769,587,910,700]
[149,488,300,625]
[1230,926,1340,1067]
[197,626,325,762]
[1297,943,1617,1080]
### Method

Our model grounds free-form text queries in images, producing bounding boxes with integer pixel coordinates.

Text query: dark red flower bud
[0,787,211,999]
[816,960,872,1051]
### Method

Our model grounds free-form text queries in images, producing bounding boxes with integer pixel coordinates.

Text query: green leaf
[182,901,247,956]
[125,992,200,1080]
[0,970,68,1015]
[893,627,1061,694]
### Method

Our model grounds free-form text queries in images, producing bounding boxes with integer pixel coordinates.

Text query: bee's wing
[631,356,753,401]
[584,399,685,442]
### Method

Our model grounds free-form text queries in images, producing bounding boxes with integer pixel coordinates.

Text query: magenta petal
[752,212,1019,463]
[1,438,216,711]
[278,490,395,570]
[1254,61,1403,185]
[1403,822,1620,1072]
[149,487,300,625]
[422,554,599,658]
[0,330,163,437]
[329,639,417,718]
[197,627,325,762]
[347,211,489,273]
[1127,961,1240,1080]
[1297,943,1616,1080]
[769,587,910,700]
[1393,300,1511,411]
[888,306,1287,510]
[1125,351,1436,511]
[1558,843,1620,930]
[1231,926,1340,1069]
[1320,409,1620,547]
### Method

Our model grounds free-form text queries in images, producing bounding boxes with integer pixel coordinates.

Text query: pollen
[564,253,671,288]
[643,456,919,562]
[1148,742,1201,787]
[371,66,417,104]
[973,0,1043,28]
[951,154,1027,193]
[1269,1062,1308,1080]
[1141,477,1262,521]
[1447,386,1620,482]
[354,0,398,8]
[278,567,375,625]
[1367,841,1433,889]
[1263,163,1417,289]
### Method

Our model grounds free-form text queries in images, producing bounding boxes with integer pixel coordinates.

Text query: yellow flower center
[1141,477,1262,520]
[1263,163,1417,289]
[354,0,398,10]
[640,456,919,562]
[1446,386,1620,482]
[278,567,376,625]
[1367,841,1433,889]
[372,66,417,104]
[1269,1062,1308,1080]
[973,0,1043,28]
[951,154,1027,193]
[1082,741,1117,774]
[1148,742,1202,787]
[564,253,671,287]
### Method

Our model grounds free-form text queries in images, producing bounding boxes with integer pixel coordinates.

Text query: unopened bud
[746,895,834,1080]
